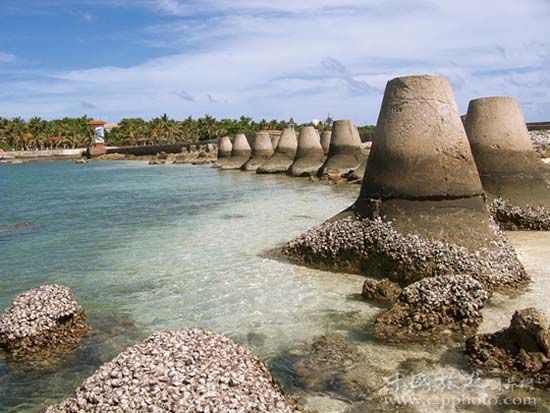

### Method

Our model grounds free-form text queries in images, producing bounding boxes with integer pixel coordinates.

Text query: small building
[88,119,106,129]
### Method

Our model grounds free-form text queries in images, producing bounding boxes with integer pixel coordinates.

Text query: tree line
[0,114,375,151]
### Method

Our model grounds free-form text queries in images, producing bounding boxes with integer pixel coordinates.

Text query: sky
[0,0,549,124]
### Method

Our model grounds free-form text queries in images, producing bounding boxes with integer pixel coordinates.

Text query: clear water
[0,161,371,412]
[1,161,549,413]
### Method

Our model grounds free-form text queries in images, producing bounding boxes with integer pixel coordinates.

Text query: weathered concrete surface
[320,131,332,155]
[242,131,274,171]
[283,75,527,294]
[320,120,368,177]
[214,136,232,168]
[257,128,298,174]
[219,133,251,170]
[465,96,550,230]
[360,75,482,200]
[289,126,325,177]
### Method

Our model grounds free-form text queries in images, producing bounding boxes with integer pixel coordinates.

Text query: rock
[283,216,526,294]
[74,158,89,164]
[219,133,251,170]
[157,151,168,160]
[361,278,401,305]
[466,308,550,388]
[490,197,550,230]
[148,159,166,165]
[0,285,89,359]
[294,334,379,400]
[289,126,325,177]
[44,329,299,413]
[465,97,550,230]
[257,128,298,174]
[373,275,490,342]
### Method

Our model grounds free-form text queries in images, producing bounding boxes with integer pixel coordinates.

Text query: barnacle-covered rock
[0,285,89,358]
[283,217,526,293]
[45,329,299,413]
[373,275,490,342]
[466,308,550,389]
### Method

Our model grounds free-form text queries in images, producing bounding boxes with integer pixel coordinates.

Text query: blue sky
[0,0,549,123]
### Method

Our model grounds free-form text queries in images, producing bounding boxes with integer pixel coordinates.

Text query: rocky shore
[373,275,490,342]
[0,285,89,359]
[283,216,527,294]
[45,329,299,413]
[466,308,550,389]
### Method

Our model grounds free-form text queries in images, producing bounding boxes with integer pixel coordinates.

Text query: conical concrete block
[270,134,280,151]
[320,120,368,177]
[214,136,233,168]
[219,133,251,170]
[283,75,527,294]
[257,128,298,174]
[321,131,332,155]
[465,96,550,230]
[361,76,482,199]
[289,126,325,177]
[242,132,274,171]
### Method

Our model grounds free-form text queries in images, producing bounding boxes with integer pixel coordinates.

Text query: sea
[1,161,549,412]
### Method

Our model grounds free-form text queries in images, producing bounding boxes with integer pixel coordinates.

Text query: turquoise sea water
[0,161,370,412]
[2,161,550,413]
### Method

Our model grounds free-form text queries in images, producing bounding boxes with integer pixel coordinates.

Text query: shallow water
[0,161,372,412]
[1,161,549,413]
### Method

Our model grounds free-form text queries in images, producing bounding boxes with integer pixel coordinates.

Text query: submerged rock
[361,278,402,305]
[294,334,381,400]
[45,329,299,412]
[465,97,550,230]
[0,285,89,359]
[373,275,490,342]
[466,308,550,388]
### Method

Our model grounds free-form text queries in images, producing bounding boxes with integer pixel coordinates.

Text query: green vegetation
[0,114,375,151]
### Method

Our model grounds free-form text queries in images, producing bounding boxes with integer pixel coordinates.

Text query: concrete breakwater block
[320,130,331,155]
[319,120,368,177]
[242,131,274,171]
[289,126,325,177]
[44,329,299,412]
[214,136,232,168]
[465,96,550,230]
[257,128,298,174]
[283,75,528,294]
[219,133,251,170]
[0,285,90,359]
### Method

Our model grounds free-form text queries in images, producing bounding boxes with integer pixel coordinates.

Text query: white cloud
[0,52,16,63]
[0,0,548,122]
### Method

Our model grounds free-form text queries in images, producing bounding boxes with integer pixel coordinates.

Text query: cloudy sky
[0,0,548,123]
